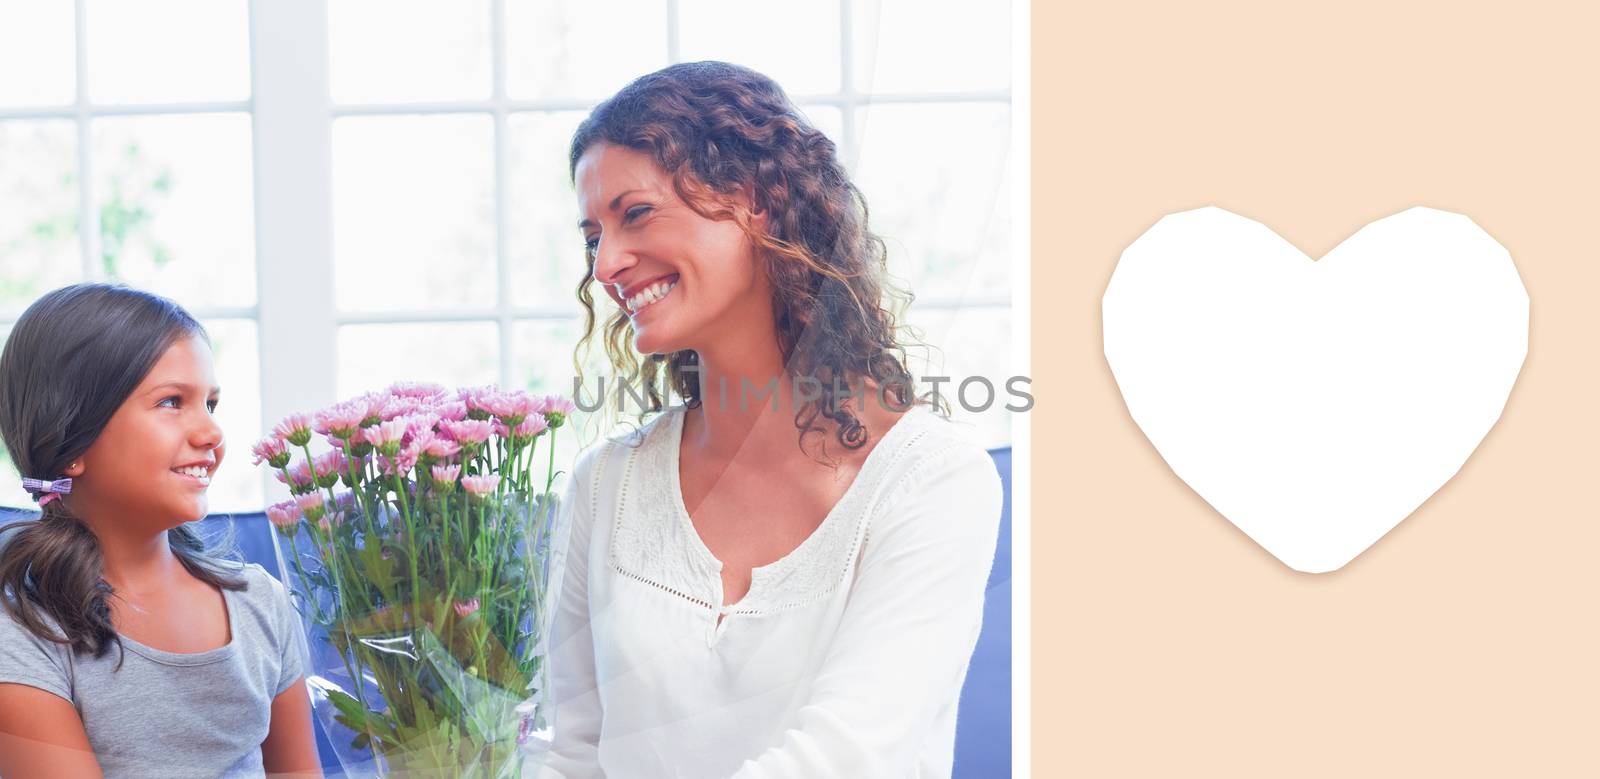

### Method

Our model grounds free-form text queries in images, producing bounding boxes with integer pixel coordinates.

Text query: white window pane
[678,1,841,96]
[333,116,496,312]
[798,105,845,153]
[204,318,262,512]
[852,0,1010,95]
[971,163,1011,297]
[903,305,1013,449]
[505,0,667,101]
[0,3,76,107]
[510,316,613,398]
[85,0,250,104]
[510,317,610,477]
[336,321,499,399]
[329,0,492,103]
[854,103,1010,300]
[507,111,587,310]
[92,114,257,309]
[0,120,80,313]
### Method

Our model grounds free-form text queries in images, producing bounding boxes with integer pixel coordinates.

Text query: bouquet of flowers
[254,381,576,777]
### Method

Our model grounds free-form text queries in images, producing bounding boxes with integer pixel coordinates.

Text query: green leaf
[358,540,397,595]
[327,689,366,721]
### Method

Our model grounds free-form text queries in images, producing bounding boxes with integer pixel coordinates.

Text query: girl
[0,283,321,778]
[536,62,1004,777]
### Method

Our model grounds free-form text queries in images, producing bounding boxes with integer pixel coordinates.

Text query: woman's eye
[623,204,651,223]
[207,399,219,413]
[583,235,599,254]
[159,396,181,409]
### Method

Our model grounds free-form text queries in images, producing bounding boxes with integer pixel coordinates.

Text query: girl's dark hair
[569,60,948,458]
[0,283,245,666]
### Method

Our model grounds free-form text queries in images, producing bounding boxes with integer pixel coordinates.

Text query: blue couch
[0,446,1013,776]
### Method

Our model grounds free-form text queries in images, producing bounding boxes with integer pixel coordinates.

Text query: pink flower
[381,394,435,422]
[308,450,346,489]
[272,413,315,447]
[379,446,419,477]
[482,390,537,424]
[453,598,480,618]
[524,394,552,416]
[344,435,375,460]
[313,449,347,477]
[514,415,549,439]
[333,428,377,459]
[458,384,497,405]
[354,392,388,426]
[250,436,290,468]
[265,500,302,528]
[431,464,462,483]
[364,419,409,454]
[433,400,469,422]
[517,391,544,414]
[332,490,358,513]
[543,395,576,415]
[440,419,493,446]
[294,493,327,522]
[400,413,441,440]
[421,436,461,460]
[461,474,499,496]
[387,381,448,400]
[543,395,577,427]
[314,400,367,439]
[275,459,314,491]
[408,428,438,452]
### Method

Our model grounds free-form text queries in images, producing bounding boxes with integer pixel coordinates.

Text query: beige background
[1032,1,1599,775]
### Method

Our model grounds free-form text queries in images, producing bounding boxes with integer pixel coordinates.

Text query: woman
[537,61,1003,778]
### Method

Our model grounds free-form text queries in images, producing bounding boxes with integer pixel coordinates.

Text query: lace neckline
[609,403,936,637]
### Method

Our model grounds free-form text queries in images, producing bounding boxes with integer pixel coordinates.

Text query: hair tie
[21,477,72,507]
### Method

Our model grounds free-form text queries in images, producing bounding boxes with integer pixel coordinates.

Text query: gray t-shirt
[0,561,309,778]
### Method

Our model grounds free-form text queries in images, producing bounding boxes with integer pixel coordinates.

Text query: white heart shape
[1102,206,1528,573]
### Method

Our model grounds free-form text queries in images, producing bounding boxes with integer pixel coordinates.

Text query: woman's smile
[622,274,680,315]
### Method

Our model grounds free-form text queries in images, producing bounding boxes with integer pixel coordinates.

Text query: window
[0,0,1012,511]
[0,0,260,510]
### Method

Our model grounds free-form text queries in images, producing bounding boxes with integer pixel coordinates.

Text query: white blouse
[529,402,1003,779]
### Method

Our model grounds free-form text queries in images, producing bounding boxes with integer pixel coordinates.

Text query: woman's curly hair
[569,60,946,458]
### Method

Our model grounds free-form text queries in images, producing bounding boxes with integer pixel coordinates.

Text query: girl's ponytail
[0,501,119,658]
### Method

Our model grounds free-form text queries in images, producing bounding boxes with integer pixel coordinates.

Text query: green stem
[441,491,452,589]
[283,531,324,623]
[299,443,321,497]
[545,427,558,494]
[476,501,488,598]
[320,533,378,748]
[393,469,421,612]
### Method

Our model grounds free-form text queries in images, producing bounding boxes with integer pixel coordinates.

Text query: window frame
[2,0,1013,502]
